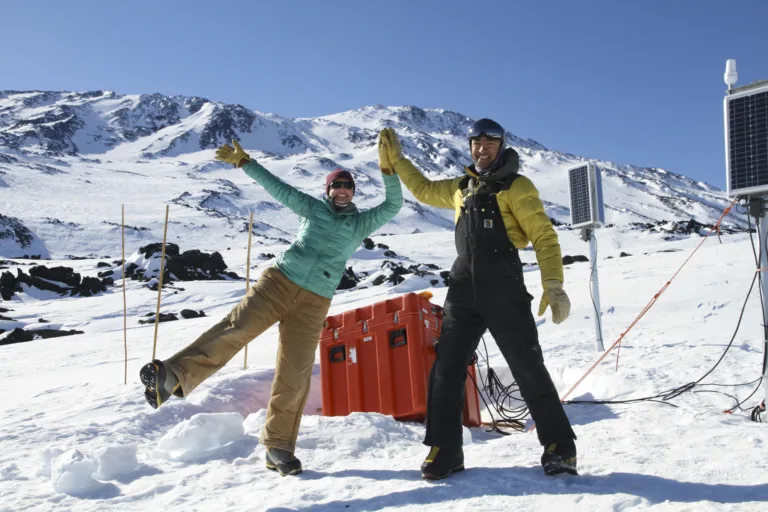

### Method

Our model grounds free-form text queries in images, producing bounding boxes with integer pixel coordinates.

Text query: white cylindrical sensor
[725,59,738,87]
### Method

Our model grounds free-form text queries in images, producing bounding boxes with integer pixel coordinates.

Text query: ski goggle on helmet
[468,118,505,147]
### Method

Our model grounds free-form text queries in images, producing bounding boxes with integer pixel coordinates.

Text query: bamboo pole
[151,205,170,361]
[244,211,253,370]
[122,205,128,385]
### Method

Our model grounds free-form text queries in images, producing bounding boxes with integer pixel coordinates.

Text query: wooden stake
[122,205,128,385]
[244,211,253,370]
[151,205,170,361]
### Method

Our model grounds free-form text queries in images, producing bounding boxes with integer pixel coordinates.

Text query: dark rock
[336,267,360,291]
[98,269,114,278]
[362,238,375,250]
[138,312,178,324]
[562,255,589,266]
[96,262,111,268]
[0,327,84,346]
[17,270,70,295]
[139,243,180,259]
[376,243,390,250]
[1,271,21,300]
[383,250,398,258]
[1,265,111,300]
[79,276,107,297]
[620,252,632,258]
[259,253,276,259]
[29,265,81,287]
[101,277,114,286]
[180,309,206,319]
[38,318,49,323]
[135,245,240,283]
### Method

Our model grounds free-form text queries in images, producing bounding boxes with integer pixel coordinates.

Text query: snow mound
[155,412,245,462]
[94,444,139,480]
[50,449,99,496]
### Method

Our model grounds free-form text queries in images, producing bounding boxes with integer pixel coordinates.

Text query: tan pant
[164,267,331,452]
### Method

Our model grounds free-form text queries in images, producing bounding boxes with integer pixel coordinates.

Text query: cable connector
[751,400,765,422]
[748,197,765,220]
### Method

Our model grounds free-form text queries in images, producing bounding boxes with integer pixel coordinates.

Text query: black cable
[745,204,768,416]
[473,336,529,434]
[564,266,758,409]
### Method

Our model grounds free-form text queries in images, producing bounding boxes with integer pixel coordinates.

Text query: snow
[155,412,246,462]
[1,228,767,510]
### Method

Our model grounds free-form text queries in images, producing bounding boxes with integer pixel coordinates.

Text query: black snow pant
[423,255,576,449]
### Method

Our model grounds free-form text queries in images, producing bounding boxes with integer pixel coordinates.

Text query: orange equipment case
[319,292,482,427]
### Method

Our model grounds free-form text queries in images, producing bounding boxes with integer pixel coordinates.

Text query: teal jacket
[242,161,403,299]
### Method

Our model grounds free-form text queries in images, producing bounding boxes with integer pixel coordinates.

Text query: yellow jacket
[393,156,564,284]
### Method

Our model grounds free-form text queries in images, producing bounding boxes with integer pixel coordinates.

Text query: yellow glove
[537,279,571,324]
[215,139,251,168]
[378,130,394,176]
[378,128,404,168]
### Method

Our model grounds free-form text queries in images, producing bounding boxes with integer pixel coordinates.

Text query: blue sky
[3,0,766,188]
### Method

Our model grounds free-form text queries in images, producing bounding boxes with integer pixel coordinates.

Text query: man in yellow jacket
[379,119,576,479]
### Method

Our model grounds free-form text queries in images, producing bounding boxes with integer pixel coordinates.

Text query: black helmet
[468,118,505,144]
[468,118,506,172]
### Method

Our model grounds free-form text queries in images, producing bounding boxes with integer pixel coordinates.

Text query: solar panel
[568,162,605,229]
[725,83,768,197]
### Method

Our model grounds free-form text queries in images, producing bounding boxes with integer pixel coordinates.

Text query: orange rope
[529,197,739,433]
[613,197,739,370]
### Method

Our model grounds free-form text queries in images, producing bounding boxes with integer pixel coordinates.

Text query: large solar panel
[569,165,592,227]
[568,162,605,229]
[726,84,768,196]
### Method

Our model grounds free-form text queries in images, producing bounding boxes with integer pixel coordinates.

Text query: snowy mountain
[0,90,743,260]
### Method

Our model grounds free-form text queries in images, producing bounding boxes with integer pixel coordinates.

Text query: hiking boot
[541,440,578,475]
[421,445,464,480]
[140,359,181,409]
[265,448,302,476]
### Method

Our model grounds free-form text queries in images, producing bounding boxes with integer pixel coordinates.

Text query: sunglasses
[330,181,354,190]
[469,133,503,143]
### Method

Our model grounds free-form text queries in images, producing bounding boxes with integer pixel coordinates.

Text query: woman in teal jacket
[140,140,402,476]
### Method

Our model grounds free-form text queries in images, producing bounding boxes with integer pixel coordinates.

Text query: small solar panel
[725,83,768,197]
[568,162,605,229]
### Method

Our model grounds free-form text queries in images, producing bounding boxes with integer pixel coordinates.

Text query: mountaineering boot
[265,448,303,476]
[541,440,578,476]
[421,445,464,480]
[140,359,181,409]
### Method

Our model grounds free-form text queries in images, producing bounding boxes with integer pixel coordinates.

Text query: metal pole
[589,228,605,352]
[244,211,253,370]
[122,205,128,385]
[151,205,170,361]
[757,199,768,411]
